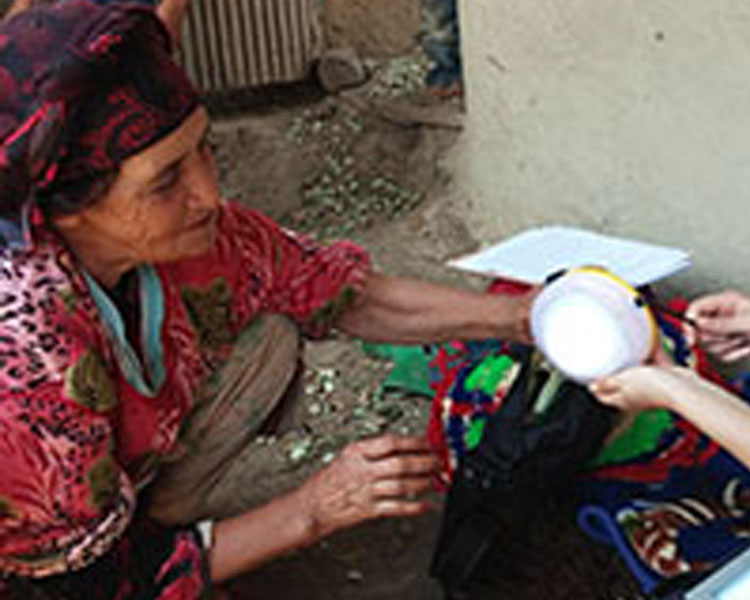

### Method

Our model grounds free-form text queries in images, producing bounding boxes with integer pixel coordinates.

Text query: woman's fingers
[373,498,431,519]
[589,376,619,397]
[589,378,626,410]
[686,291,750,354]
[715,343,750,363]
[686,290,745,321]
[695,318,749,340]
[701,336,750,361]
[371,475,435,499]
[303,435,440,538]
[357,434,433,460]
[354,434,440,478]
[371,453,441,479]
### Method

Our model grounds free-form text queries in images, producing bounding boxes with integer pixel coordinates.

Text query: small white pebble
[346,569,364,582]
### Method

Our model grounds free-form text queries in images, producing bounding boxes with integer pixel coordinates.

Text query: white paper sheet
[449,226,691,287]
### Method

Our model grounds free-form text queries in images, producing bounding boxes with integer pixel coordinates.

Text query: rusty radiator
[179,0,322,93]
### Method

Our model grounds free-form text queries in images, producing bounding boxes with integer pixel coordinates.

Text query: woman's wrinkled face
[61,107,220,266]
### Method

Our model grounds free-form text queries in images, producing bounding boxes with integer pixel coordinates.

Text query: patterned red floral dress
[0,201,370,599]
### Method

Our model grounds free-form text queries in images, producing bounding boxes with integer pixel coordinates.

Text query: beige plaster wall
[458,0,750,293]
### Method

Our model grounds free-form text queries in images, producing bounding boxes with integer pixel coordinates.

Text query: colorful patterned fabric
[0,0,199,248]
[577,302,750,594]
[426,338,523,482]
[1,517,210,600]
[426,279,530,482]
[0,201,370,596]
[427,289,750,594]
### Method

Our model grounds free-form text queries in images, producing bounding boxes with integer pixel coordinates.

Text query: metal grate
[179,0,322,94]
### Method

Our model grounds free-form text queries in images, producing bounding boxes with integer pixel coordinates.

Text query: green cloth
[361,342,434,397]
[464,354,515,397]
[591,409,674,467]
[465,418,487,451]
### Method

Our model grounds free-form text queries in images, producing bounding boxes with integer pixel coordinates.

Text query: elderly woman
[0,2,533,598]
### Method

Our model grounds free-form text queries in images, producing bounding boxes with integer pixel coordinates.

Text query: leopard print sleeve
[0,241,134,577]
[0,243,210,598]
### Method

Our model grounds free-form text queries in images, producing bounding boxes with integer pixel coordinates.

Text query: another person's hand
[686,290,750,362]
[589,365,697,413]
[301,435,439,539]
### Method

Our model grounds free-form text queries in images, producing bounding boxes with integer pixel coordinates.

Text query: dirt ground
[209,55,645,600]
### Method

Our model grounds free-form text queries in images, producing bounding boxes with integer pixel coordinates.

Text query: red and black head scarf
[0,0,201,248]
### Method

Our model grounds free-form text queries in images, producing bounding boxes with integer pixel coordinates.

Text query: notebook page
[448,226,691,286]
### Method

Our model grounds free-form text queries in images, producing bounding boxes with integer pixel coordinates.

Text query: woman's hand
[589,341,689,412]
[686,290,750,362]
[301,435,440,540]
[589,362,700,413]
[209,435,439,581]
[589,366,676,412]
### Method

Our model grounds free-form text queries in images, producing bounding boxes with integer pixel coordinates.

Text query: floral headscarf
[0,0,200,248]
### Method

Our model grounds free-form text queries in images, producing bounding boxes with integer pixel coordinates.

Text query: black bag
[430,345,616,593]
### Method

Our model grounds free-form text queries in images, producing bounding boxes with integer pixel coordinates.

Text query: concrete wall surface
[458,0,750,293]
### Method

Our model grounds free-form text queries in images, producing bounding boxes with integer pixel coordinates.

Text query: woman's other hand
[589,366,675,412]
[686,290,750,362]
[301,435,440,539]
[210,435,439,581]
[588,360,701,413]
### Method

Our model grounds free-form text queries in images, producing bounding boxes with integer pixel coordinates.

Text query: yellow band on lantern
[565,265,660,357]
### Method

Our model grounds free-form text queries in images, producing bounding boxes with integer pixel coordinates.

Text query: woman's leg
[146,314,304,524]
